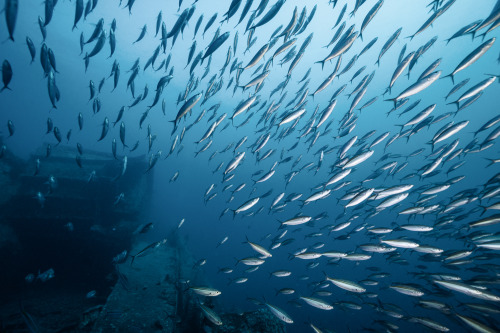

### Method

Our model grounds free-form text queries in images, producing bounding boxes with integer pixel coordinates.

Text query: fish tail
[314,60,325,70]
[395,124,405,132]
[233,257,240,266]
[375,59,380,67]
[384,98,397,108]
[446,100,459,111]
[485,158,496,168]
[441,73,454,84]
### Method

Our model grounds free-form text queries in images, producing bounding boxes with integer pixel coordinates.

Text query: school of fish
[1,0,500,331]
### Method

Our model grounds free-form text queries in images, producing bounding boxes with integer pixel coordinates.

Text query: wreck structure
[0,143,286,332]
[0,144,152,296]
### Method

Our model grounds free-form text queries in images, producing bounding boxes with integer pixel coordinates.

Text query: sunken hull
[0,143,151,306]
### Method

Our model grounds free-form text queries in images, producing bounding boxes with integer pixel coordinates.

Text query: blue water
[1,0,500,332]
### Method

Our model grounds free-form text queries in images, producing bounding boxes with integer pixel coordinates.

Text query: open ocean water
[1,0,500,332]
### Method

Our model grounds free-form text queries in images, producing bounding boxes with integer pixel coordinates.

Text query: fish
[469,214,500,228]
[221,0,243,24]
[386,51,415,93]
[26,37,36,63]
[359,0,384,41]
[409,317,449,332]
[130,239,166,265]
[109,29,116,58]
[232,197,259,217]
[199,303,223,325]
[280,216,312,226]
[85,18,104,44]
[277,7,297,41]
[5,0,18,41]
[442,38,495,83]
[279,109,305,126]
[203,13,218,37]
[317,29,358,68]
[456,314,497,333]
[190,286,221,297]
[447,76,496,109]
[172,92,203,126]
[250,0,285,30]
[385,71,441,107]
[375,27,402,67]
[242,43,269,70]
[134,24,147,43]
[325,276,366,293]
[155,11,162,37]
[265,303,293,324]
[390,284,424,297]
[97,118,109,141]
[434,280,500,302]
[85,30,107,59]
[1,60,13,92]
[299,296,333,310]
[73,0,84,30]
[202,32,230,61]
[381,239,419,248]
